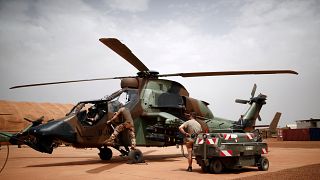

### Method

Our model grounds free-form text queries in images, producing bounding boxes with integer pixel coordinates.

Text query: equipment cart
[193,130,269,174]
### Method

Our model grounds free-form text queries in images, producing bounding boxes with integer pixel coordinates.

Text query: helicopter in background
[0,38,297,163]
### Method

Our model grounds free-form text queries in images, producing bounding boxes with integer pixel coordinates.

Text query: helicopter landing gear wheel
[127,149,144,164]
[98,147,112,160]
[209,158,223,174]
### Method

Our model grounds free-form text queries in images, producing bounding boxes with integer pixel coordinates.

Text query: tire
[258,157,269,171]
[209,159,223,174]
[128,149,144,164]
[99,147,112,160]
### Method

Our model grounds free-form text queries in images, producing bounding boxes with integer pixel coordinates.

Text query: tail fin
[269,112,281,133]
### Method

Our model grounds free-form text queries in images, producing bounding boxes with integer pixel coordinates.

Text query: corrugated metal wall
[0,100,74,132]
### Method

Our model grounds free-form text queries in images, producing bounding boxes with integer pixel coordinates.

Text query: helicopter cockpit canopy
[106,88,139,111]
[68,102,86,115]
[66,100,108,125]
[67,88,138,118]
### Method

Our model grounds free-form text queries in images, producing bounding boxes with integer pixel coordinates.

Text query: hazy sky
[0,0,319,127]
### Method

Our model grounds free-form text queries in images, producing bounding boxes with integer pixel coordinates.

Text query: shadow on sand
[25,150,184,174]
[87,153,183,174]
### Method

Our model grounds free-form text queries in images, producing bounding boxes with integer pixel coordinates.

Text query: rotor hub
[137,71,159,79]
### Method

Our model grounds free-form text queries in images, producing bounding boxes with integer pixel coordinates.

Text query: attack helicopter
[0,38,297,163]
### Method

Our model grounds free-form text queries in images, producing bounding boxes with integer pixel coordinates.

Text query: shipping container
[309,128,320,141]
[282,129,310,141]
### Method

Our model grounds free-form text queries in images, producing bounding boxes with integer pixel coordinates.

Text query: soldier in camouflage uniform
[105,106,136,150]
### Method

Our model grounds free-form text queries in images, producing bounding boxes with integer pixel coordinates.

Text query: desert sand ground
[0,140,320,180]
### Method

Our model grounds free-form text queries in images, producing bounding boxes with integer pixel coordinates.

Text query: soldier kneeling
[104,106,136,150]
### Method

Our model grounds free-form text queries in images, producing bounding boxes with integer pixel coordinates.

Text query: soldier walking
[179,112,202,172]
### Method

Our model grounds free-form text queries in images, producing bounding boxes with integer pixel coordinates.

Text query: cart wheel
[201,160,209,173]
[209,159,223,174]
[258,157,269,171]
[128,149,144,164]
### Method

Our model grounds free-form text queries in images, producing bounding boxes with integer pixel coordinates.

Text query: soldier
[86,105,106,125]
[179,112,202,172]
[104,106,136,150]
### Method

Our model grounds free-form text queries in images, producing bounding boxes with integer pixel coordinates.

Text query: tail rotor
[235,83,257,105]
[235,84,267,131]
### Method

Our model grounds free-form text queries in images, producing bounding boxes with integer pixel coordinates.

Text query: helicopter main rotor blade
[10,76,135,89]
[99,38,149,72]
[158,70,298,78]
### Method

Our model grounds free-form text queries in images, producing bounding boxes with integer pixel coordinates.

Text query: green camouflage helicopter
[0,38,297,163]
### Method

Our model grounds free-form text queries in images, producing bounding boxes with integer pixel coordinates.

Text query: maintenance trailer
[193,130,269,174]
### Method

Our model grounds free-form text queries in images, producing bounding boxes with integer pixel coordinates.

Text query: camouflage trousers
[110,122,136,148]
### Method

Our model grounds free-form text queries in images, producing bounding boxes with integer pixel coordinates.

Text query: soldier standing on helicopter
[104,106,136,150]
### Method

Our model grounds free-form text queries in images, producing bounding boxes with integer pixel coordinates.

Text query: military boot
[104,134,116,146]
[130,138,136,150]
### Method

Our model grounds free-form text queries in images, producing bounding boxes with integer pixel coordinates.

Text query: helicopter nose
[28,120,76,143]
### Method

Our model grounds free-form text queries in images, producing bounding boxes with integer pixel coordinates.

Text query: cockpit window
[68,103,85,115]
[117,91,128,105]
[68,103,97,115]
[68,102,108,126]
[125,89,139,109]
[109,89,138,111]
[66,88,138,124]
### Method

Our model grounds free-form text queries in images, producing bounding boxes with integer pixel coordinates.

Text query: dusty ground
[0,140,320,180]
